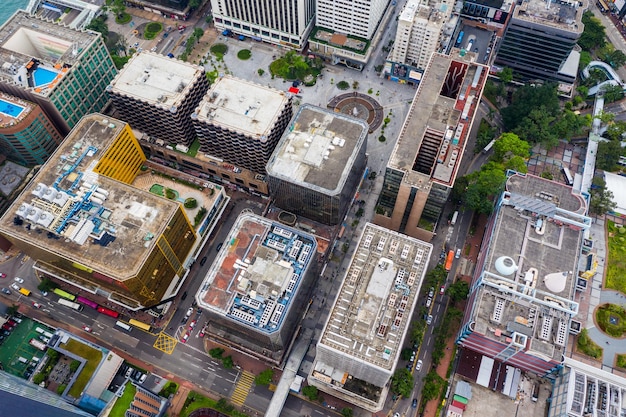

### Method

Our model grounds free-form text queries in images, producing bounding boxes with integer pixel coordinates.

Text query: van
[18,357,28,364]
[455,248,461,259]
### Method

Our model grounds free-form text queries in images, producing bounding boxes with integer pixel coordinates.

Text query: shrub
[255,368,274,386]
[302,385,319,401]
[237,49,251,60]
[337,80,350,90]
[577,328,602,358]
[165,188,176,200]
[184,198,198,209]
[159,381,179,397]
[115,13,131,24]
[57,384,67,395]
[33,373,45,384]
[209,348,224,359]
[210,43,228,58]
[222,356,234,369]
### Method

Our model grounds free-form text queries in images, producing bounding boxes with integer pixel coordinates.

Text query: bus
[455,31,464,47]
[129,319,151,332]
[29,338,47,351]
[97,306,120,318]
[444,250,455,271]
[562,166,574,186]
[482,138,496,154]
[53,288,75,301]
[115,321,132,332]
[76,296,98,310]
[58,298,83,311]
[451,211,459,226]
[18,288,31,296]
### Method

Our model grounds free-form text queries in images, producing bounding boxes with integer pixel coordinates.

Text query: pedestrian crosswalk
[231,370,255,406]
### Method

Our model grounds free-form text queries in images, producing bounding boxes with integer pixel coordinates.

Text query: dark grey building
[494,0,586,88]
[0,370,93,417]
[266,105,368,226]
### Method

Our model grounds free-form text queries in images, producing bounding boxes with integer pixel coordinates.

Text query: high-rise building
[197,213,318,362]
[266,104,368,226]
[389,0,451,72]
[0,11,117,136]
[456,173,591,377]
[308,222,432,411]
[0,114,200,310]
[374,52,488,241]
[309,0,394,68]
[0,370,94,417]
[0,92,63,166]
[191,75,293,174]
[211,0,315,50]
[494,0,586,90]
[549,358,626,417]
[107,51,209,146]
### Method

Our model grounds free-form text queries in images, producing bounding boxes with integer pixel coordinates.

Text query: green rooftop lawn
[605,220,626,293]
[109,383,137,417]
[59,338,103,398]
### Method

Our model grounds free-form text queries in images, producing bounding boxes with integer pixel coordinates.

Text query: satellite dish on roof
[495,256,518,276]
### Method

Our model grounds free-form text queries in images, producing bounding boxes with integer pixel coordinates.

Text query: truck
[451,211,459,226]
[290,375,304,393]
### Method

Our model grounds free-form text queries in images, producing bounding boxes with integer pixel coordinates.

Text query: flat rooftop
[513,0,586,33]
[470,174,590,362]
[0,113,179,280]
[193,75,291,138]
[108,51,204,108]
[0,92,36,128]
[319,222,432,371]
[388,53,488,188]
[266,104,368,193]
[197,213,317,334]
[0,11,100,97]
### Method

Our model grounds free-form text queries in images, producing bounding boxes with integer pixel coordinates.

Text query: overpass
[26,0,100,29]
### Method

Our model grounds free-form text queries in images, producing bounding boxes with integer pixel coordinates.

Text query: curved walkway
[582,61,626,96]
[581,218,626,368]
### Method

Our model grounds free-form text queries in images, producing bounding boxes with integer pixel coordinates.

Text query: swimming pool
[0,99,25,118]
[33,67,59,87]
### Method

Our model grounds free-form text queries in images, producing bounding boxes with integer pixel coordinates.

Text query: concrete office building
[266,104,368,226]
[374,52,488,241]
[107,51,209,146]
[211,0,315,50]
[197,213,318,362]
[0,92,63,166]
[389,0,451,72]
[456,173,591,378]
[309,0,395,68]
[0,11,117,136]
[549,358,626,417]
[494,0,586,91]
[0,370,93,417]
[0,114,199,310]
[192,75,293,174]
[309,222,432,411]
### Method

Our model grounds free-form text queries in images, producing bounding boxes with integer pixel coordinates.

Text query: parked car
[188,320,197,331]
[185,307,193,318]
[181,332,190,343]
[428,287,434,298]
[426,297,432,308]
[1,288,10,295]
[0,272,6,278]
[13,277,24,284]
[11,283,20,291]
[200,256,208,266]
[216,243,223,252]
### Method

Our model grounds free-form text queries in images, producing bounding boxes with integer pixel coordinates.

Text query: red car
[181,332,190,343]
[198,328,205,338]
[82,326,92,333]
[0,273,6,278]
[188,320,197,331]
[440,285,446,295]
[32,302,42,309]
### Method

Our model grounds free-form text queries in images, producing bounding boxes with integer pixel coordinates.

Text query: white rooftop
[194,75,291,138]
[108,51,204,108]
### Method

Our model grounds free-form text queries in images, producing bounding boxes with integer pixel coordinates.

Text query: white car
[427,315,433,325]
[416,359,423,371]
[11,283,20,291]
[14,277,24,284]
[185,307,193,318]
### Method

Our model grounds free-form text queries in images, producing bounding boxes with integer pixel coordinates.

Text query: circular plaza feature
[327,92,384,133]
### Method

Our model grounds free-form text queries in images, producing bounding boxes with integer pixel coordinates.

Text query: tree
[33,373,45,384]
[222,355,234,369]
[604,120,626,141]
[86,15,108,39]
[193,28,204,39]
[596,140,622,172]
[302,385,319,401]
[450,175,469,204]
[38,278,57,293]
[352,81,359,90]
[504,155,529,174]
[111,0,126,19]
[579,11,606,51]
[189,0,201,8]
[513,107,559,149]
[209,347,224,359]
[579,50,592,71]
[421,371,445,403]
[475,120,496,153]
[341,407,354,417]
[390,368,414,397]
[401,348,413,361]
[589,177,616,215]
[258,68,265,76]
[492,132,530,163]
[501,83,559,131]
[499,67,513,83]
[601,84,625,103]
[447,280,470,303]
[255,368,274,386]
[464,162,507,215]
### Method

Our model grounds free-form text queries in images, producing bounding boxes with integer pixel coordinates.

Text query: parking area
[458,25,496,64]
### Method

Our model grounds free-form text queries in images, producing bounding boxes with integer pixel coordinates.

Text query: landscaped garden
[605,221,626,293]
[109,383,137,417]
[237,49,251,60]
[143,22,163,39]
[181,392,247,417]
[61,339,103,398]
[576,328,603,359]
[269,51,324,84]
[210,43,228,59]
[596,303,626,338]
